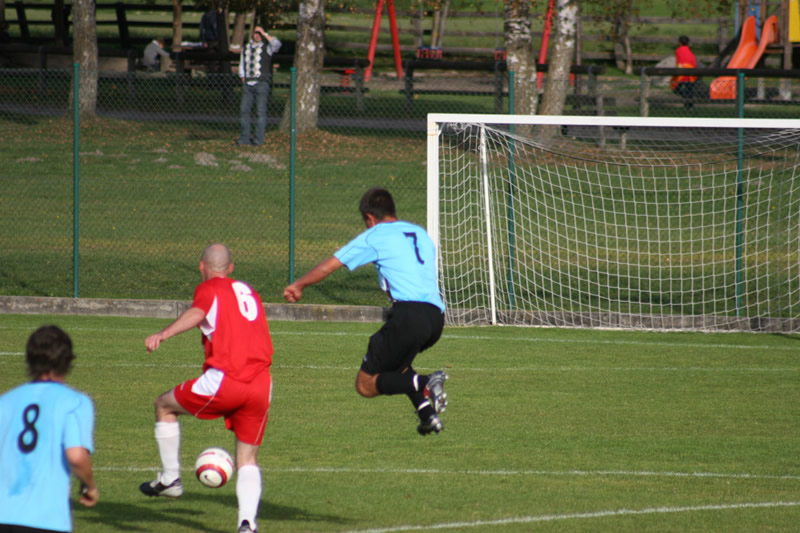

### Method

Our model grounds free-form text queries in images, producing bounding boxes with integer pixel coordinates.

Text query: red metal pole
[387,0,404,79]
[537,0,556,88]
[364,0,386,82]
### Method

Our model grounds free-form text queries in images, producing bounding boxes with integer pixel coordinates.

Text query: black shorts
[360,301,444,375]
[0,524,62,533]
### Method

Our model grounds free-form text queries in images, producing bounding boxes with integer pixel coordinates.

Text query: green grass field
[2,313,799,532]
[0,110,430,304]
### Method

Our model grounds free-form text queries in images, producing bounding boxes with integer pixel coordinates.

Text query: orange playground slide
[710,15,779,99]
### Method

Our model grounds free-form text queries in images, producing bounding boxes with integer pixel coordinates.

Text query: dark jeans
[238,81,269,145]
[674,81,698,109]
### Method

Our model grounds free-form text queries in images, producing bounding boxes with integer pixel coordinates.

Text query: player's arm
[65,446,99,507]
[283,256,344,303]
[145,306,206,352]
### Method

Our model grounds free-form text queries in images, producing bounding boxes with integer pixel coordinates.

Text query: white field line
[280,331,800,353]
[85,363,800,372]
[96,464,800,482]
[89,465,800,532]
[2,355,798,373]
[1,354,795,373]
[1,324,799,352]
[342,501,800,533]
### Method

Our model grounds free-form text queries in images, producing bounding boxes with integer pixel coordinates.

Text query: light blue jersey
[0,381,95,532]
[335,220,445,311]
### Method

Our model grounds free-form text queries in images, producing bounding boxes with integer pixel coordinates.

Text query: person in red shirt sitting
[671,35,699,108]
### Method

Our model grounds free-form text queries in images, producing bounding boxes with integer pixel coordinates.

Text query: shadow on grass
[0,112,43,125]
[773,333,800,342]
[76,499,226,533]
[75,491,352,531]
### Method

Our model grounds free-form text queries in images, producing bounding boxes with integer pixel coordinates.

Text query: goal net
[427,114,800,332]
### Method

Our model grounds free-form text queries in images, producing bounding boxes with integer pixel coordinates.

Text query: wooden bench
[399,60,607,114]
[399,59,507,112]
[0,43,141,96]
[173,51,370,110]
[562,93,615,116]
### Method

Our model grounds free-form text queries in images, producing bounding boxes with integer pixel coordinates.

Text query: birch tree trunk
[536,0,577,138]
[280,0,325,132]
[71,0,98,117]
[433,0,451,48]
[504,0,537,123]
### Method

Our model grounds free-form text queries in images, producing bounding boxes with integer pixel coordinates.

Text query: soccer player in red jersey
[140,243,272,533]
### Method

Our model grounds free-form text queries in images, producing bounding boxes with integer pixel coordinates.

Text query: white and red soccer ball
[195,447,234,488]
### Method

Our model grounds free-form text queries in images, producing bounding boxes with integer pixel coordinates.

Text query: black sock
[408,391,436,421]
[376,371,427,395]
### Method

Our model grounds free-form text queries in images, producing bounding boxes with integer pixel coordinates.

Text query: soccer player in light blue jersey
[283,187,449,435]
[0,325,98,533]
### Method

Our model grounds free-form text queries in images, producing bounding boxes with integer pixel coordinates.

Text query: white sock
[236,464,262,529]
[154,421,181,484]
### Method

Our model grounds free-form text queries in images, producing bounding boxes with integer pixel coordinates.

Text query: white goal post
[427,113,800,332]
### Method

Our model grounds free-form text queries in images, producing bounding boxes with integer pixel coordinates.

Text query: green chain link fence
[2,65,800,305]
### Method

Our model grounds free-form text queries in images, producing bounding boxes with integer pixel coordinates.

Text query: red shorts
[173,365,272,446]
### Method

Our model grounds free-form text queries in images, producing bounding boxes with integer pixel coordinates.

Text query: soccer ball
[195,447,234,488]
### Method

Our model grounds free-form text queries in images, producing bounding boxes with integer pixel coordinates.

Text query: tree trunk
[539,0,577,113]
[611,0,632,72]
[431,10,440,48]
[280,0,325,132]
[433,0,451,48]
[171,0,183,52]
[504,0,537,123]
[413,0,424,48]
[72,0,98,117]
[536,0,577,139]
[624,34,632,74]
[231,11,247,49]
[218,7,232,73]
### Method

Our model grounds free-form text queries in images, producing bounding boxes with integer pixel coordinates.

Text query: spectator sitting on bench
[141,38,170,72]
[670,35,699,109]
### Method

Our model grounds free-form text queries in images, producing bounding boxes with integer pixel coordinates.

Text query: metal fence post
[289,67,297,284]
[735,71,745,316]
[73,62,80,299]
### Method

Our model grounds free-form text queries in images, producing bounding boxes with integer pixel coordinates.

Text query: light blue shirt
[0,381,95,532]
[335,220,445,311]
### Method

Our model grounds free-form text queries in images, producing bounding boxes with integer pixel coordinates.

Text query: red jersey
[675,45,696,68]
[671,44,698,87]
[192,277,273,382]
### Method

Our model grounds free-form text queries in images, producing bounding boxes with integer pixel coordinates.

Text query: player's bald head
[201,243,231,273]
